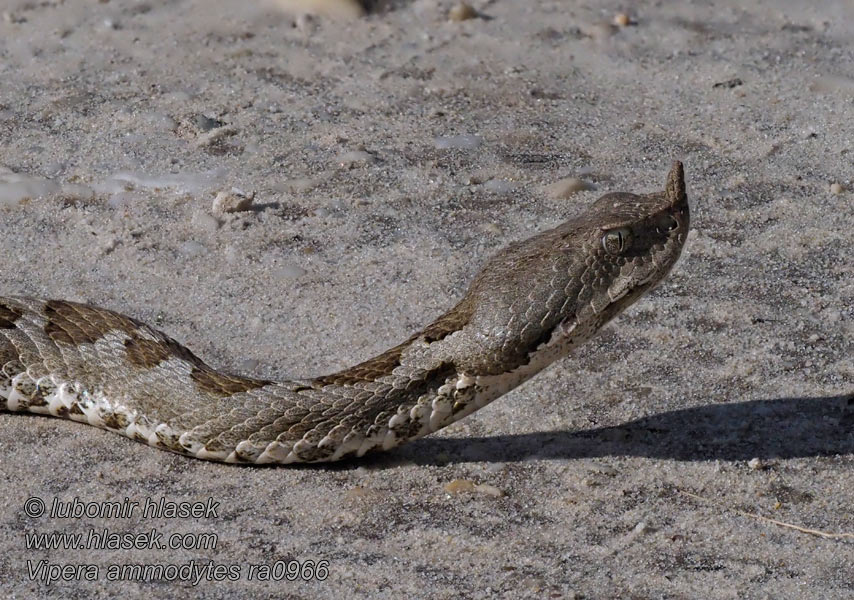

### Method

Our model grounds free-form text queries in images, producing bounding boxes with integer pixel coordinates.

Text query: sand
[0,0,852,598]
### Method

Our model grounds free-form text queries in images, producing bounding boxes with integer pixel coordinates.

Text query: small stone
[98,234,120,254]
[2,11,25,24]
[193,114,225,132]
[195,125,238,148]
[192,210,220,232]
[544,177,591,199]
[434,134,482,150]
[107,191,143,210]
[224,245,241,264]
[481,222,502,235]
[748,457,763,470]
[336,150,375,168]
[587,22,618,40]
[328,198,347,211]
[295,13,317,34]
[713,78,744,89]
[212,189,255,214]
[483,179,516,194]
[522,576,547,591]
[239,358,260,372]
[829,182,844,194]
[632,521,648,535]
[142,111,177,132]
[285,178,318,193]
[449,3,477,22]
[474,483,504,497]
[462,169,490,185]
[267,0,365,19]
[276,264,307,279]
[614,13,631,27]
[444,479,476,494]
[178,240,207,258]
[344,486,370,500]
[60,184,96,202]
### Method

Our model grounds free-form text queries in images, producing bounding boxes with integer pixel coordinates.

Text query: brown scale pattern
[0,303,22,329]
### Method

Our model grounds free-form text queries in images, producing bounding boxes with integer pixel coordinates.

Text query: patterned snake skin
[0,163,690,464]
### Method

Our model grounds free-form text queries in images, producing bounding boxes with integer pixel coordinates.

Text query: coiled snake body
[0,163,690,464]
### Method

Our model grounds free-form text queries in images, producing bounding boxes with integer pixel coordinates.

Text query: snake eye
[602,227,632,255]
[655,215,679,234]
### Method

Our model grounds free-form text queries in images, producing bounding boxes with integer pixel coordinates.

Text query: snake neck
[285,315,595,463]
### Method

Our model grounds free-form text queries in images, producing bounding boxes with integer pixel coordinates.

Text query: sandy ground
[0,0,852,598]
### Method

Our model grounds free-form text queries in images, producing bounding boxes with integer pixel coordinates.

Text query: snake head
[579,160,690,321]
[427,161,691,376]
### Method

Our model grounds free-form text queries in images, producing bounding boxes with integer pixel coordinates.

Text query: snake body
[0,163,690,464]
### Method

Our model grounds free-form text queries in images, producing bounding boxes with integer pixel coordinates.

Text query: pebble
[224,245,241,265]
[2,11,24,24]
[544,177,591,199]
[587,22,618,40]
[212,189,255,214]
[239,358,260,372]
[449,3,477,22]
[193,114,225,133]
[45,161,66,177]
[275,264,307,279]
[98,234,120,255]
[434,134,482,150]
[482,179,516,194]
[829,182,844,194]
[336,150,375,168]
[474,483,504,498]
[286,177,325,193]
[195,125,237,148]
[614,13,631,27]
[713,78,744,89]
[192,210,220,232]
[445,479,476,494]
[344,486,370,500]
[107,192,143,210]
[61,184,96,203]
[178,240,207,258]
[748,457,764,470]
[328,198,347,211]
[481,222,502,235]
[268,0,365,19]
[463,171,489,185]
[444,479,504,497]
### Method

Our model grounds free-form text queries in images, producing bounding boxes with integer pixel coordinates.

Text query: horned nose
[666,161,686,207]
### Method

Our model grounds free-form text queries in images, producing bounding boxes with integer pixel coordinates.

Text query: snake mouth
[607,270,656,304]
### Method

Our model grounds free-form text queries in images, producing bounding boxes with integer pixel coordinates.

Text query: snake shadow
[395,394,854,465]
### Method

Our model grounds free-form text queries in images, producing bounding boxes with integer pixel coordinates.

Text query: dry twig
[678,489,854,540]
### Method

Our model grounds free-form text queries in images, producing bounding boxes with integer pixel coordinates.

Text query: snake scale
[0,162,690,464]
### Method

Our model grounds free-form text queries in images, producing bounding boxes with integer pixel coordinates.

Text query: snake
[0,162,690,464]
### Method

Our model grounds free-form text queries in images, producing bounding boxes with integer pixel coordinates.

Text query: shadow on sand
[394,394,854,465]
